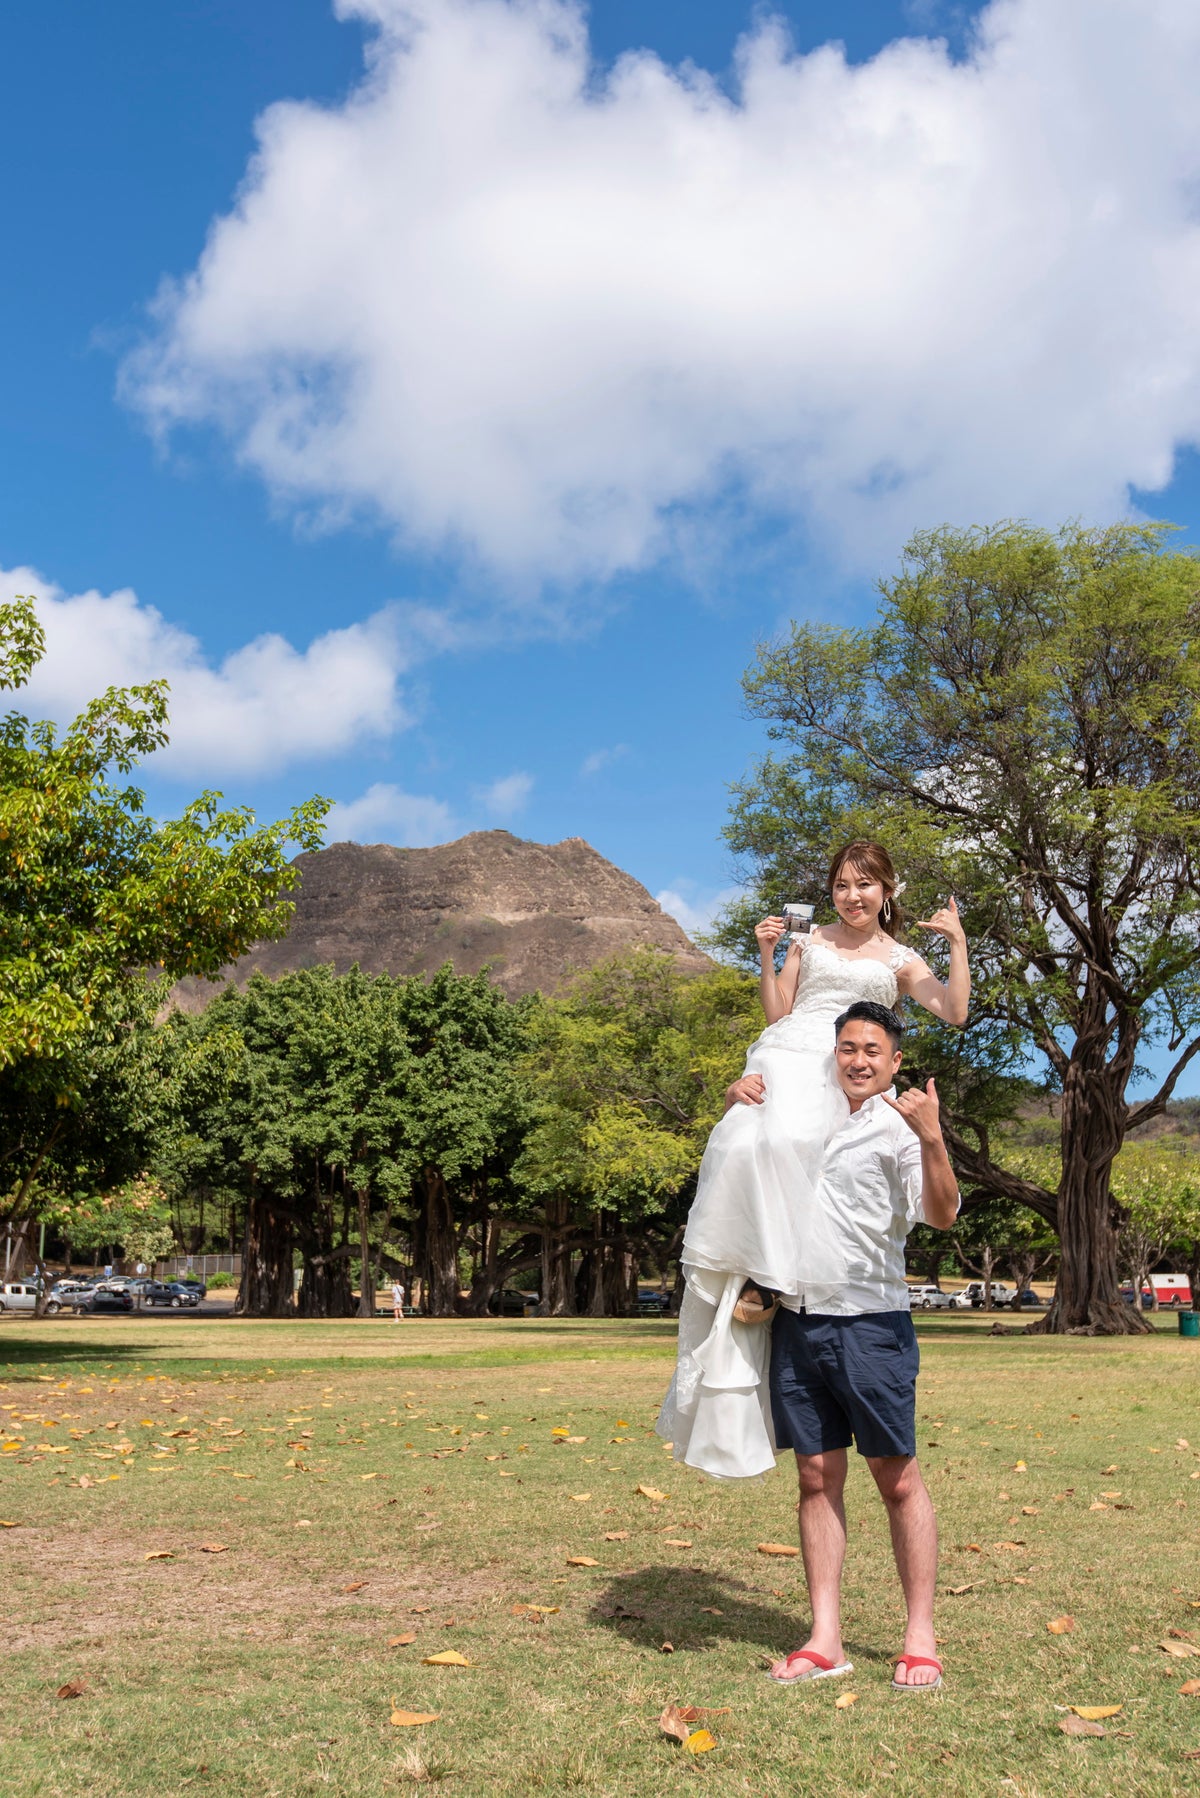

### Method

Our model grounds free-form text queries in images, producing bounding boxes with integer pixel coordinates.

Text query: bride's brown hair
[826,841,905,940]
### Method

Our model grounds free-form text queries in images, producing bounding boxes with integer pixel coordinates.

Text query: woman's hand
[913,894,967,950]
[755,916,787,955]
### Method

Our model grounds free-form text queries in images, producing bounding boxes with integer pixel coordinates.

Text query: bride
[657,841,970,1480]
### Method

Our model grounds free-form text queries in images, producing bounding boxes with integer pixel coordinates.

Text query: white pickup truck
[951,1281,1018,1309]
[0,1282,41,1312]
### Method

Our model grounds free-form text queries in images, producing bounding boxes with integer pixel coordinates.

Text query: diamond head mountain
[169,832,712,1009]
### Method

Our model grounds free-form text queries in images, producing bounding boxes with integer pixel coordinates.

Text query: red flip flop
[890,1654,943,1691]
[769,1649,854,1684]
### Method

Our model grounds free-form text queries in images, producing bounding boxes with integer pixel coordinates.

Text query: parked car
[141,1281,200,1309]
[487,1287,538,1317]
[46,1288,134,1315]
[952,1280,1018,1309]
[1010,1289,1047,1308]
[175,1277,207,1299]
[637,1287,672,1315]
[907,1284,952,1310]
[0,1282,42,1313]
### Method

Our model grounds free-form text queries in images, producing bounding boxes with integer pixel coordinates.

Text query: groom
[726,998,959,1690]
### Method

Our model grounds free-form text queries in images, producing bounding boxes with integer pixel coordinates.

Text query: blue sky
[4,0,1200,1087]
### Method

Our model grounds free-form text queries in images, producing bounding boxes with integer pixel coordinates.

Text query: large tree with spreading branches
[719,520,1200,1334]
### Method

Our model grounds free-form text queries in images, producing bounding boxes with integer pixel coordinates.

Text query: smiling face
[834,1017,902,1109]
[830,859,887,931]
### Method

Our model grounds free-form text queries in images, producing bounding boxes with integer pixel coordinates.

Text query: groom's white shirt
[778,1086,960,1318]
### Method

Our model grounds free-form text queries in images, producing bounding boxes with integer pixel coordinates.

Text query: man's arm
[882,1078,960,1230]
[724,1073,765,1113]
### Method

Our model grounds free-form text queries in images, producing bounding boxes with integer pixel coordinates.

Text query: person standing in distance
[728,999,959,1690]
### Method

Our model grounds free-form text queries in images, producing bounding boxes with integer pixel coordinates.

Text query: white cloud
[325,780,456,845]
[2,562,431,778]
[477,770,533,818]
[123,0,1200,585]
[580,744,629,777]
[657,882,742,942]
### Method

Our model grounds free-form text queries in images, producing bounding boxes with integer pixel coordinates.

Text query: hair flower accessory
[892,881,907,898]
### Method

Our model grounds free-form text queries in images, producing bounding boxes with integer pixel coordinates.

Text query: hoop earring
[882,898,893,924]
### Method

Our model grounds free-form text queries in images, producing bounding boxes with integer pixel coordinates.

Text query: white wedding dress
[656,936,916,1480]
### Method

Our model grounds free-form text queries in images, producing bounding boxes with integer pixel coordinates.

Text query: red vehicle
[1122,1274,1193,1308]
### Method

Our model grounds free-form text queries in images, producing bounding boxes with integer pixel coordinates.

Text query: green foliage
[516,949,760,1223]
[206,1270,235,1288]
[0,594,329,1230]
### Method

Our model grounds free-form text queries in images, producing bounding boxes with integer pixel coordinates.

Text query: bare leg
[769,1449,849,1679]
[866,1454,939,1685]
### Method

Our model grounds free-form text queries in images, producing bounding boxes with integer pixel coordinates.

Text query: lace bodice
[759,937,917,1051]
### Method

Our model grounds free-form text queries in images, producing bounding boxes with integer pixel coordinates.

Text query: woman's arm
[897,896,970,1026]
[756,917,802,1023]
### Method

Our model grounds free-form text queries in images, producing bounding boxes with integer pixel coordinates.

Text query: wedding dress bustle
[656,937,915,1480]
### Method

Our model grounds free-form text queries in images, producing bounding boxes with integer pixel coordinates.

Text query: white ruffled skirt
[656,1026,848,1480]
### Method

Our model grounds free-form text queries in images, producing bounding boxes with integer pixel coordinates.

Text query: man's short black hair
[834,1000,903,1050]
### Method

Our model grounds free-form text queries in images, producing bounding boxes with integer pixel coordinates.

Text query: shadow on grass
[588,1566,891,1670]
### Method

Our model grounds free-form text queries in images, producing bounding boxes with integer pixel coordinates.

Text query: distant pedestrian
[391,1279,406,1321]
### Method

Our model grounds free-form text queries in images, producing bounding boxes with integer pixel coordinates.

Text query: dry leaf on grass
[685,1729,717,1754]
[757,1542,800,1558]
[390,1709,440,1727]
[566,1556,599,1567]
[947,1585,974,1596]
[0,1521,19,1528]
[1047,1617,1076,1634]
[699,1607,724,1616]
[636,1484,668,1502]
[422,1651,470,1667]
[199,1543,228,1554]
[341,1581,369,1593]
[1169,1629,1197,1642]
[1179,1679,1200,1697]
[1022,1507,1040,1516]
[659,1704,690,1744]
[1070,1706,1122,1720]
[663,1538,693,1548]
[1161,1640,1200,1659]
[1059,1715,1106,1737]
[995,1540,1026,1551]
[56,1680,88,1700]
[604,1531,630,1542]
[834,1692,858,1709]
[144,1551,174,1562]
[659,1642,675,1654]
[570,1493,591,1502]
[388,1633,418,1647]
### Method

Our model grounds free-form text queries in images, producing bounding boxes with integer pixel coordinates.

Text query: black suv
[142,1281,201,1309]
[47,1288,134,1315]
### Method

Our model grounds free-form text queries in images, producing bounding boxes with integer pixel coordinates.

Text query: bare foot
[892,1628,942,1687]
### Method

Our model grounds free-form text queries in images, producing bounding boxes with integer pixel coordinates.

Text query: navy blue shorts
[769,1308,919,1460]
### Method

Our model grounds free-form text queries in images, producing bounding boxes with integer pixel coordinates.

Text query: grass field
[1,1313,1199,1797]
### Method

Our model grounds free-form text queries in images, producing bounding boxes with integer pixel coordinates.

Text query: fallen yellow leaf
[570,1493,591,1502]
[390,1709,440,1727]
[144,1551,174,1562]
[757,1542,800,1558]
[1047,1616,1076,1634]
[422,1651,470,1666]
[388,1633,418,1647]
[685,1728,717,1754]
[1070,1706,1122,1720]
[834,1692,858,1710]
[604,1530,630,1541]
[663,1538,693,1548]
[636,1484,667,1502]
[566,1555,599,1567]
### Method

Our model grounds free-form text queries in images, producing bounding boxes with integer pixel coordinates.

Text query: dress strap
[888,940,919,972]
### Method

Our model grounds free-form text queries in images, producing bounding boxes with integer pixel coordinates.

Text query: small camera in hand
[783,902,815,941]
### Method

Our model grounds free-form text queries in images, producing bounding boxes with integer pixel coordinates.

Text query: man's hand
[725,1073,766,1112]
[882,1077,942,1143]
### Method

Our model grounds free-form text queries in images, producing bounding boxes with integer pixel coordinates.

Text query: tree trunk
[356,1188,374,1319]
[234,1179,295,1317]
[540,1197,575,1317]
[416,1168,460,1316]
[464,1213,501,1316]
[1031,1066,1149,1336]
[297,1247,355,1316]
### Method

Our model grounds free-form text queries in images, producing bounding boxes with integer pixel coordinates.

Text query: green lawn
[1,1314,1198,1796]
